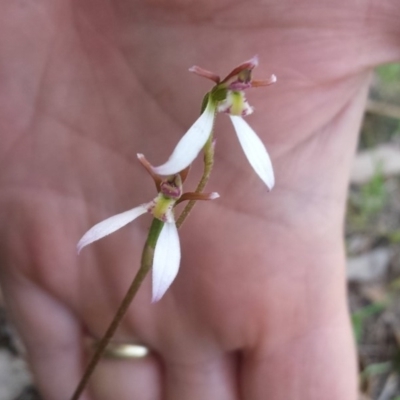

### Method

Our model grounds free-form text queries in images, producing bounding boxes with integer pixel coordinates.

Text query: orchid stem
[70,218,164,400]
[176,133,214,228]
[176,95,216,228]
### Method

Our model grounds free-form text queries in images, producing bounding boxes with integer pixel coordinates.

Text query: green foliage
[360,167,387,214]
[348,167,387,230]
[359,361,392,393]
[360,361,392,379]
[359,63,400,149]
[376,63,400,84]
[352,302,386,343]
[388,230,400,244]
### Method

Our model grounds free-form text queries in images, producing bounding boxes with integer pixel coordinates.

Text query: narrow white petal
[230,116,275,190]
[152,222,181,302]
[153,103,215,175]
[77,204,149,253]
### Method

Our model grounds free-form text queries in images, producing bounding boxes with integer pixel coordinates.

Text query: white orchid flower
[78,155,219,302]
[78,201,179,302]
[153,56,277,190]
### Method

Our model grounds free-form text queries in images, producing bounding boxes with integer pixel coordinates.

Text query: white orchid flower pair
[78,57,276,302]
[78,155,219,302]
[153,55,277,190]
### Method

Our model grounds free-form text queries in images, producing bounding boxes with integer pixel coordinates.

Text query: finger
[1,276,88,400]
[165,353,239,400]
[89,353,162,400]
[240,318,358,400]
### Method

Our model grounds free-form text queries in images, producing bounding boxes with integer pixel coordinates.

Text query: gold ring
[88,338,150,359]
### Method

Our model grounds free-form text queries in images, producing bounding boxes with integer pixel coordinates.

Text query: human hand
[0,1,399,399]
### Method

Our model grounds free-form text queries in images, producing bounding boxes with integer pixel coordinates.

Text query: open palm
[1,1,400,399]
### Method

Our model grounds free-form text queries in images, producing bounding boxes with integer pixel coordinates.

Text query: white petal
[152,222,181,302]
[229,116,275,190]
[153,103,215,175]
[77,204,149,253]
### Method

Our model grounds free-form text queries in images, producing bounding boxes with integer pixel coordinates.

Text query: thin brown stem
[70,218,164,400]
[176,132,215,228]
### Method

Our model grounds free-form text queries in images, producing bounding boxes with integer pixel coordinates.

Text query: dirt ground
[0,65,400,400]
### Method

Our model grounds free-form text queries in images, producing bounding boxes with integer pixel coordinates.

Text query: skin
[0,0,400,399]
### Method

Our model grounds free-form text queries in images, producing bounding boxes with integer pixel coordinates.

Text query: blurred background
[0,64,400,400]
[349,63,400,400]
